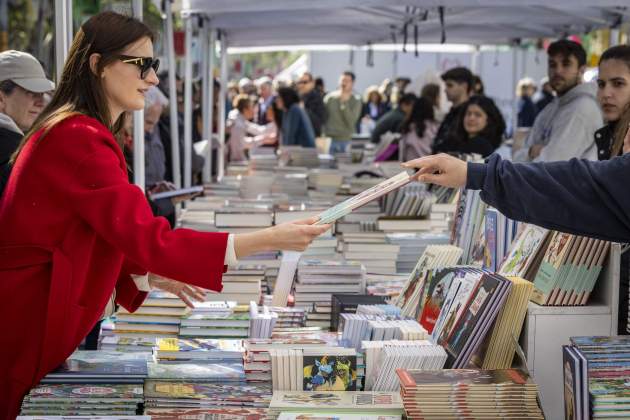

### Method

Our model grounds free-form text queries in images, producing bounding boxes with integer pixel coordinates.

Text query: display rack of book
[520,243,621,420]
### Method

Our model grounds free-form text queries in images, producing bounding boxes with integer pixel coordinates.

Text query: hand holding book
[402,154,468,188]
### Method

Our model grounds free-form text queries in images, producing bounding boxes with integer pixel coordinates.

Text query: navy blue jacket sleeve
[466,153,630,242]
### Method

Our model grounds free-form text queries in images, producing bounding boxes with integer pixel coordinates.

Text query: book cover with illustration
[302,355,358,391]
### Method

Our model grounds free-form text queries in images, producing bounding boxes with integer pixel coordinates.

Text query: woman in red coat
[0,12,329,418]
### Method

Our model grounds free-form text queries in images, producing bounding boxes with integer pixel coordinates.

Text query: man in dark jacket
[403,152,630,243]
[0,50,53,166]
[432,67,474,153]
[297,72,326,137]
[370,93,416,144]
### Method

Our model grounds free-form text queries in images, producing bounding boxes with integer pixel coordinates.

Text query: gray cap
[0,50,55,93]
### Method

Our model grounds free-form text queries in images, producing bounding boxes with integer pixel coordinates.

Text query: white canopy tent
[53,0,629,185]
[180,0,628,180]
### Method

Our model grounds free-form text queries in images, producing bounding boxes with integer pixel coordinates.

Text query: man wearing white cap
[0,50,55,165]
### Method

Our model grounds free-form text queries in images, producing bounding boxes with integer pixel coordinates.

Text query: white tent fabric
[181,1,629,46]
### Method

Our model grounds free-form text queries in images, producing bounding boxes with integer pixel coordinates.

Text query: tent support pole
[164,0,181,189]
[217,31,228,181]
[132,0,145,190]
[183,15,194,188]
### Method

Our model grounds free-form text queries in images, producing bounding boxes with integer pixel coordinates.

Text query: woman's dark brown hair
[599,45,630,157]
[10,11,154,163]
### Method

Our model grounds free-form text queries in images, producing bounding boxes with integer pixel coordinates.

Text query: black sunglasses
[117,55,160,79]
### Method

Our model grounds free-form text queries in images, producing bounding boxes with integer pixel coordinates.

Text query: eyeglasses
[117,55,160,79]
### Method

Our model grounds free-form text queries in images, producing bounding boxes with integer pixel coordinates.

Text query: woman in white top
[226,94,275,162]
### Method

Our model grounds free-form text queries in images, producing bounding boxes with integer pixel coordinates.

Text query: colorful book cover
[444,275,504,358]
[144,381,271,402]
[484,209,498,272]
[271,391,403,410]
[396,368,533,387]
[499,225,548,278]
[302,355,357,391]
[147,362,245,381]
[531,232,574,304]
[23,384,143,402]
[46,352,150,378]
[418,268,457,333]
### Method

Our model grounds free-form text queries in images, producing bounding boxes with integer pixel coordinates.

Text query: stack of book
[249,302,279,338]
[249,148,279,170]
[147,407,268,419]
[208,269,262,304]
[341,238,399,274]
[426,269,513,368]
[179,301,250,339]
[20,384,144,417]
[278,146,321,167]
[386,232,450,273]
[243,337,338,383]
[302,234,338,259]
[361,340,447,392]
[340,314,428,349]
[269,347,361,391]
[530,232,611,306]
[99,335,156,352]
[294,259,365,309]
[147,361,246,382]
[365,272,409,299]
[239,175,274,199]
[330,294,387,332]
[113,291,187,339]
[274,202,328,225]
[396,368,544,419]
[394,245,463,317]
[381,182,434,218]
[268,306,306,329]
[154,337,244,364]
[268,391,404,420]
[214,206,274,234]
[272,173,309,200]
[305,302,334,329]
[308,169,344,192]
[40,351,150,384]
[564,336,630,420]
[143,380,272,411]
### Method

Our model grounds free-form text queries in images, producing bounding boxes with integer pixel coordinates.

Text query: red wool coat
[0,115,228,419]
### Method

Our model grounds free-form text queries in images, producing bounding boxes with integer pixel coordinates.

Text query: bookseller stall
[19,1,630,420]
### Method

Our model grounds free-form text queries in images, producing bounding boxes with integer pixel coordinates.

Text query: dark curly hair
[451,95,506,149]
[400,97,435,139]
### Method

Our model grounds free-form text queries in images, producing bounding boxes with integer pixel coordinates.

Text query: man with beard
[514,40,602,162]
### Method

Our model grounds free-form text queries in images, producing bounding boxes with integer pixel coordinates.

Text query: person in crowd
[370,93,416,144]
[276,86,316,148]
[435,95,506,158]
[238,77,257,96]
[256,76,274,125]
[323,71,362,153]
[432,67,475,153]
[594,45,630,161]
[156,72,203,184]
[296,71,326,137]
[472,74,485,96]
[380,78,394,108]
[0,50,54,166]
[513,40,602,162]
[421,83,445,122]
[314,77,326,96]
[535,76,555,115]
[226,94,276,161]
[516,77,537,128]
[0,13,330,417]
[400,97,438,160]
[360,85,389,130]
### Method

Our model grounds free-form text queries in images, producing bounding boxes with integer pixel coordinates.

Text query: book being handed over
[316,171,412,225]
